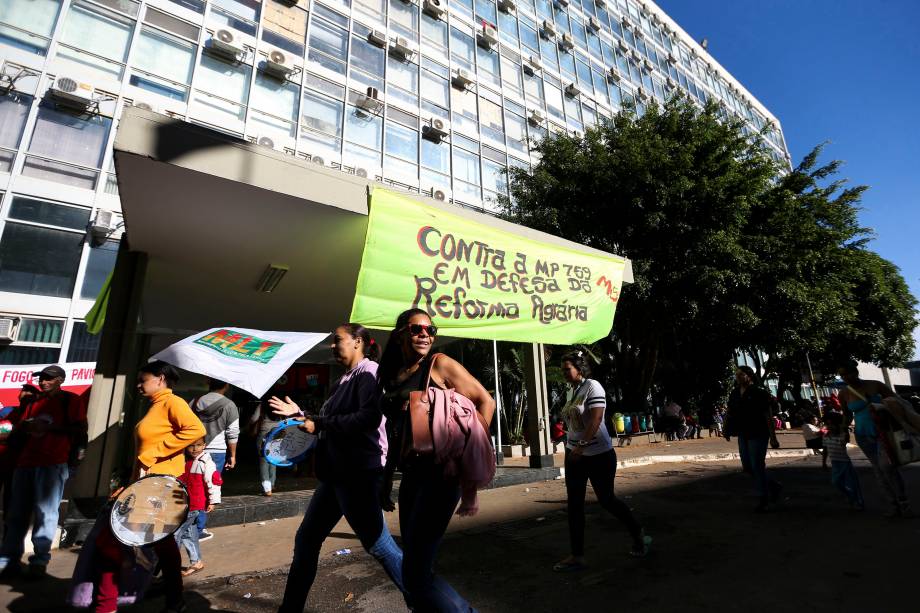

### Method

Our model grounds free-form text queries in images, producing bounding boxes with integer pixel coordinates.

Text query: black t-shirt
[727,386,773,439]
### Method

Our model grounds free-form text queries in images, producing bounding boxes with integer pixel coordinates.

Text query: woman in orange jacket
[93,360,204,613]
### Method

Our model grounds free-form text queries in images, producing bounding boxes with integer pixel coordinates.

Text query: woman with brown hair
[378,308,495,612]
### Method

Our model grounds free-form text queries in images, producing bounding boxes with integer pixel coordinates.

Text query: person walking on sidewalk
[821,411,864,510]
[0,365,87,579]
[378,308,495,613]
[0,384,38,526]
[837,363,913,517]
[92,360,205,613]
[176,437,222,576]
[271,323,405,613]
[190,379,239,541]
[553,352,651,573]
[725,366,782,512]
[247,395,280,496]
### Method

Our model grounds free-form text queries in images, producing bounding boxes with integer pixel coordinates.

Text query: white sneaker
[198,530,214,542]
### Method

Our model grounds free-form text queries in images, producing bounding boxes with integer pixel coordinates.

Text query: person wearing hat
[0,384,39,523]
[0,365,87,578]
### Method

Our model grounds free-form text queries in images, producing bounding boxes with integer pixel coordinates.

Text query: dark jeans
[564,449,641,557]
[279,469,404,613]
[737,436,780,502]
[830,460,864,507]
[399,459,477,613]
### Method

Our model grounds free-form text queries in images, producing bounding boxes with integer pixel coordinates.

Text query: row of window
[0,192,119,300]
[0,317,100,365]
[0,0,785,153]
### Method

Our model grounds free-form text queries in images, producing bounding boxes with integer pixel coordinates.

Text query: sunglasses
[406,323,438,337]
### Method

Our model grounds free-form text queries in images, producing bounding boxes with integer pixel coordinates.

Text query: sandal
[630,532,652,558]
[552,557,587,572]
[181,562,204,576]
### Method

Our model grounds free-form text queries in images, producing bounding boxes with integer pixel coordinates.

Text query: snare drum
[110,474,189,546]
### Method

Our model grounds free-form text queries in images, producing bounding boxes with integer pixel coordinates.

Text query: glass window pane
[351,35,385,76]
[482,157,505,193]
[58,1,134,61]
[345,105,382,149]
[67,321,101,362]
[262,0,307,48]
[452,147,480,184]
[8,197,90,230]
[421,138,449,173]
[310,18,348,58]
[131,26,195,90]
[251,72,299,121]
[0,345,61,366]
[0,0,63,54]
[421,70,449,108]
[212,0,260,21]
[0,92,33,150]
[301,91,343,136]
[421,13,448,49]
[385,122,418,162]
[80,239,118,299]
[195,54,251,105]
[28,104,112,168]
[450,27,475,65]
[0,224,84,297]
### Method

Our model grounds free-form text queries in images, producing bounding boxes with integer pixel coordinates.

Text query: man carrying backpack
[0,365,87,578]
[191,379,239,541]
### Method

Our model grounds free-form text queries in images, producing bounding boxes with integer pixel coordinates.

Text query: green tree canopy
[503,95,916,409]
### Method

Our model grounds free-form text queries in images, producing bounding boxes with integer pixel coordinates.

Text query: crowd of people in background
[1,346,919,611]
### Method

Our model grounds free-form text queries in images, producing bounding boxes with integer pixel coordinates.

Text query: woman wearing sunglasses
[378,308,495,613]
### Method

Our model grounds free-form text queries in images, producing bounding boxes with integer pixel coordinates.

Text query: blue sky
[655,0,920,358]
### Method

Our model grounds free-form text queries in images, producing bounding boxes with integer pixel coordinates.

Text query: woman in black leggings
[553,352,651,572]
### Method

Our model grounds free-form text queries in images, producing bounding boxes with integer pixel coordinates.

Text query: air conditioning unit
[133,100,158,113]
[607,66,621,82]
[541,20,556,39]
[208,29,243,60]
[666,77,676,89]
[644,58,654,71]
[49,75,93,109]
[554,0,569,7]
[630,49,642,62]
[368,29,387,48]
[636,87,648,100]
[588,16,601,32]
[428,186,448,201]
[667,53,677,64]
[422,0,446,19]
[356,86,383,113]
[0,317,18,343]
[559,33,574,50]
[565,82,581,97]
[310,155,326,166]
[595,0,606,7]
[451,68,474,89]
[497,0,515,13]
[87,209,117,245]
[528,108,545,125]
[523,55,542,75]
[477,25,499,48]
[617,39,629,53]
[389,36,414,60]
[263,49,294,79]
[257,135,276,148]
[621,16,632,28]
[422,117,449,142]
[355,168,369,178]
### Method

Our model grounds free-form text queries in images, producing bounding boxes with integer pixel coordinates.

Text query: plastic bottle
[615,413,625,434]
[623,414,632,434]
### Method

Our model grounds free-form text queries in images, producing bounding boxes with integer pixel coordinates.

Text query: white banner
[151,328,330,398]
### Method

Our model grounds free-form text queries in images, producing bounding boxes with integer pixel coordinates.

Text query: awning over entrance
[113,107,631,340]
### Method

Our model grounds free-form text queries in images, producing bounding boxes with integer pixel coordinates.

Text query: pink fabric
[428,387,496,516]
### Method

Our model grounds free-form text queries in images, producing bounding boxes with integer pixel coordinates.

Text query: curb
[616,448,814,470]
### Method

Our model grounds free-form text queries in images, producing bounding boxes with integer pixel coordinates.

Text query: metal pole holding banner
[524,343,553,468]
[493,340,503,465]
[805,352,821,405]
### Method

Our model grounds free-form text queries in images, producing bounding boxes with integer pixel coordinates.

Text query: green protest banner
[350,189,628,344]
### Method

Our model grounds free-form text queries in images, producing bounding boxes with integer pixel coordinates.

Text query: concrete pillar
[523,343,553,468]
[70,242,148,499]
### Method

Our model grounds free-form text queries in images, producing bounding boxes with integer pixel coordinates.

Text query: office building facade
[0,0,790,365]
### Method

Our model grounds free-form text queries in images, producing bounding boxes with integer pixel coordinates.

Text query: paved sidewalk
[1,431,829,611]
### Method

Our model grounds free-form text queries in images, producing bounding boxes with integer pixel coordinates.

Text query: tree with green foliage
[503,95,916,409]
